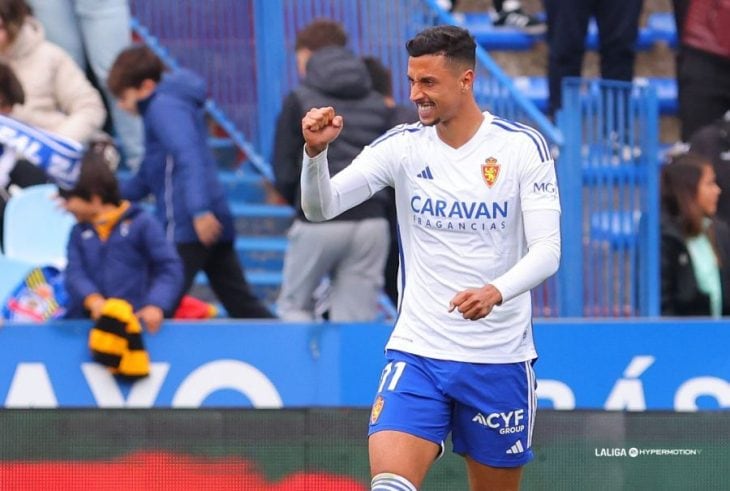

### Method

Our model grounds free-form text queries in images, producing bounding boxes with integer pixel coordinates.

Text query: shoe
[493,8,547,35]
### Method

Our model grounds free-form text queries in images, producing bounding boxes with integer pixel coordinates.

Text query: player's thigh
[464,455,523,491]
[369,430,440,489]
[451,360,536,469]
[367,351,450,485]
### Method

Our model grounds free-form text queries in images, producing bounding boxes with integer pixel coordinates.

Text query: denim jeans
[28,0,144,169]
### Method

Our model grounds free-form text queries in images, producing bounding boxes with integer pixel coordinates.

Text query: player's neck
[435,102,484,149]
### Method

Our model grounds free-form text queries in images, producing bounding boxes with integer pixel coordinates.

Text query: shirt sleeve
[300,138,395,222]
[490,208,561,303]
[518,131,561,213]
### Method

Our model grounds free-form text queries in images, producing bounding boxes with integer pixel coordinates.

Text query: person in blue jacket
[106,45,273,319]
[61,147,183,332]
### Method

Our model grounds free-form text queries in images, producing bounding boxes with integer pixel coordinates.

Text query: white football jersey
[307,112,560,363]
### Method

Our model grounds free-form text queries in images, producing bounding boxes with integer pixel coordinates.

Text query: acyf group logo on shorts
[472,409,525,435]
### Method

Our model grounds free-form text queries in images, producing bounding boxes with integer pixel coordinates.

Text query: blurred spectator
[60,147,183,332]
[272,19,391,321]
[108,45,274,319]
[442,0,546,33]
[0,0,106,143]
[544,0,643,115]
[660,152,730,317]
[362,55,418,307]
[676,0,730,142]
[689,112,730,224]
[27,0,144,170]
[0,61,85,249]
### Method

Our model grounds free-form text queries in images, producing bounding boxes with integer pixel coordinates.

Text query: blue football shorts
[367,349,537,468]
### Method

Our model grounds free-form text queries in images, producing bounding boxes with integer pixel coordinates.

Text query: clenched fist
[302,106,344,157]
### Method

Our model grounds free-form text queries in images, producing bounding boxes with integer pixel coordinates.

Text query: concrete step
[231,202,295,236]
[235,235,288,271]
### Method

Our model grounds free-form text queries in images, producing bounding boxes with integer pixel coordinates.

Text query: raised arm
[300,106,392,221]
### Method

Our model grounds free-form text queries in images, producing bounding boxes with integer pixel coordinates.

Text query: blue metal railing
[132,0,562,165]
[126,2,663,318]
[558,78,660,317]
[129,2,274,180]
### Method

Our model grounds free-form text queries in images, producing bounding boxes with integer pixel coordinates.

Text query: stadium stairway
[116,166,294,313]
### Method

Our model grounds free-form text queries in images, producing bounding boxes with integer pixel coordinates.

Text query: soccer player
[299,25,561,491]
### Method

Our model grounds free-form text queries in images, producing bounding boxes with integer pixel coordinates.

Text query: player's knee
[371,472,418,491]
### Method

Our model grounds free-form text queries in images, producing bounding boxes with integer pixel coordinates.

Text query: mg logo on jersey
[472,409,525,434]
[481,157,500,188]
[533,182,556,194]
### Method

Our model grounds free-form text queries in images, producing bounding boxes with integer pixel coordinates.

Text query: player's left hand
[136,305,164,333]
[448,284,503,320]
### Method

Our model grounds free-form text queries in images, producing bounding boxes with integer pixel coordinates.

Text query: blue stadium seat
[461,12,539,51]
[461,12,676,52]
[236,235,288,271]
[2,184,75,269]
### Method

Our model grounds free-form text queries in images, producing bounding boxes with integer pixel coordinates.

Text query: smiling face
[696,164,721,217]
[407,54,472,127]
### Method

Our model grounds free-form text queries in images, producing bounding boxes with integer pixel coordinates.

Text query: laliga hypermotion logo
[482,157,500,188]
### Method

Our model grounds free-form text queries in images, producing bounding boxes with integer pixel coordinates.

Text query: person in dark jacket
[661,152,730,317]
[107,45,274,319]
[61,147,183,331]
[272,20,392,321]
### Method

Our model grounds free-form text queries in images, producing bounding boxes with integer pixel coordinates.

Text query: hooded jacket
[120,69,235,243]
[273,46,392,221]
[2,17,106,143]
[64,203,184,318]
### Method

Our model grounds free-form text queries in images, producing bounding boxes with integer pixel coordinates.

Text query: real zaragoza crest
[370,395,385,424]
[481,157,500,188]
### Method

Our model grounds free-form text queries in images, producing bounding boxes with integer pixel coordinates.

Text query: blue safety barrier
[557,79,660,317]
[130,0,561,160]
[0,319,727,410]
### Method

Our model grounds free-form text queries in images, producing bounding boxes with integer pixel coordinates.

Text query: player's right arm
[300,106,393,221]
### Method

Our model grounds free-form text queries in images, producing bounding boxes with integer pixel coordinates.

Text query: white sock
[371,472,418,491]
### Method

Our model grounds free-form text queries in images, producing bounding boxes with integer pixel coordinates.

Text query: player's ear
[460,69,474,92]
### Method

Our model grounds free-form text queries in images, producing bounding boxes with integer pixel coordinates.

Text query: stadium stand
[120,0,673,318]
[461,11,678,51]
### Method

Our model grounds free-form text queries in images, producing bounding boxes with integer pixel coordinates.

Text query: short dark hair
[107,45,165,97]
[0,62,24,107]
[295,19,347,51]
[60,147,121,205]
[362,56,392,98]
[0,0,31,44]
[406,25,476,69]
[661,152,713,237]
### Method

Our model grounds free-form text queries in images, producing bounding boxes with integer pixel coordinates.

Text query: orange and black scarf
[88,298,150,378]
